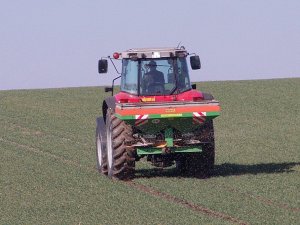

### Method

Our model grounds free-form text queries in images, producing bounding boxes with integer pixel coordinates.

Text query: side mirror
[190,55,201,70]
[191,84,197,89]
[98,59,108,73]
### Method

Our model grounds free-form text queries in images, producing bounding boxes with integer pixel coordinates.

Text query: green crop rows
[0,78,299,224]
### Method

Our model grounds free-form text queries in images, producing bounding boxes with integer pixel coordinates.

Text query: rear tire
[106,109,135,180]
[175,155,188,174]
[177,120,215,178]
[96,118,108,175]
[199,120,215,176]
[200,142,215,176]
[185,144,215,178]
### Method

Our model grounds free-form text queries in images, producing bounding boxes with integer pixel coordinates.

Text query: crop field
[0,78,299,224]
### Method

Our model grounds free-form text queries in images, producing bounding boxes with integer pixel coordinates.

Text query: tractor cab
[96,47,220,180]
[99,47,201,97]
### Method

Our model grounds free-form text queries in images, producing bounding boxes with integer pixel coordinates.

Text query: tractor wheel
[199,120,215,176]
[96,118,107,175]
[200,142,215,175]
[185,143,215,178]
[175,155,188,174]
[178,120,215,178]
[106,109,135,180]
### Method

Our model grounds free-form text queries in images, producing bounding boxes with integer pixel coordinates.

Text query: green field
[1,78,299,224]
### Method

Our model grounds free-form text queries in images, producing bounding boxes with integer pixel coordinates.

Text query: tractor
[96,47,220,180]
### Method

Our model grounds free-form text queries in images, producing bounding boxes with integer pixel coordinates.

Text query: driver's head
[148,60,157,70]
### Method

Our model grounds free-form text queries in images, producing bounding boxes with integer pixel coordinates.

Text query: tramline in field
[96,47,220,180]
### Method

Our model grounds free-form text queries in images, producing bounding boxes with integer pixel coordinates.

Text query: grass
[0,78,299,224]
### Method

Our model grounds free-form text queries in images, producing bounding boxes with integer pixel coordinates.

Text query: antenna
[176,41,182,48]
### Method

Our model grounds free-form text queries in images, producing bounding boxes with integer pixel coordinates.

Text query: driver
[142,60,165,92]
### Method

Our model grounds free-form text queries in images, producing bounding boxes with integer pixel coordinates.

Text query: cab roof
[120,47,188,59]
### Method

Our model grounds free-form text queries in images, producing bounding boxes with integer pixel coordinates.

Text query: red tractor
[96,47,220,180]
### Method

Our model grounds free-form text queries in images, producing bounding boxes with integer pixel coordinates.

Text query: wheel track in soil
[219,184,300,213]
[136,162,300,214]
[0,138,93,172]
[0,117,90,147]
[124,180,249,225]
[1,138,299,223]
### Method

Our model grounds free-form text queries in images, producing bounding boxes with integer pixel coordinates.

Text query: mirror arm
[108,56,121,74]
[110,75,121,96]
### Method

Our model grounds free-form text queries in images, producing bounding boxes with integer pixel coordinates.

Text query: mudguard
[102,96,116,122]
[96,117,106,136]
[202,92,214,100]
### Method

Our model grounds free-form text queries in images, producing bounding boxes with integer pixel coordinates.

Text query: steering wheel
[148,82,165,94]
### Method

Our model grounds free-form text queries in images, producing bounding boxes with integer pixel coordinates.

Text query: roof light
[113,52,120,59]
[152,52,160,58]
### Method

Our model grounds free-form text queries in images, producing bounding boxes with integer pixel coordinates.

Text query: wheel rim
[107,122,113,170]
[96,133,102,167]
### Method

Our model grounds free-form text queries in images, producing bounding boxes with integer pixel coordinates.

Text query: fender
[102,96,116,122]
[96,117,106,136]
[202,92,214,100]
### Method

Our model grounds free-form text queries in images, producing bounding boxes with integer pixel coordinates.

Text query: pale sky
[0,0,299,90]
